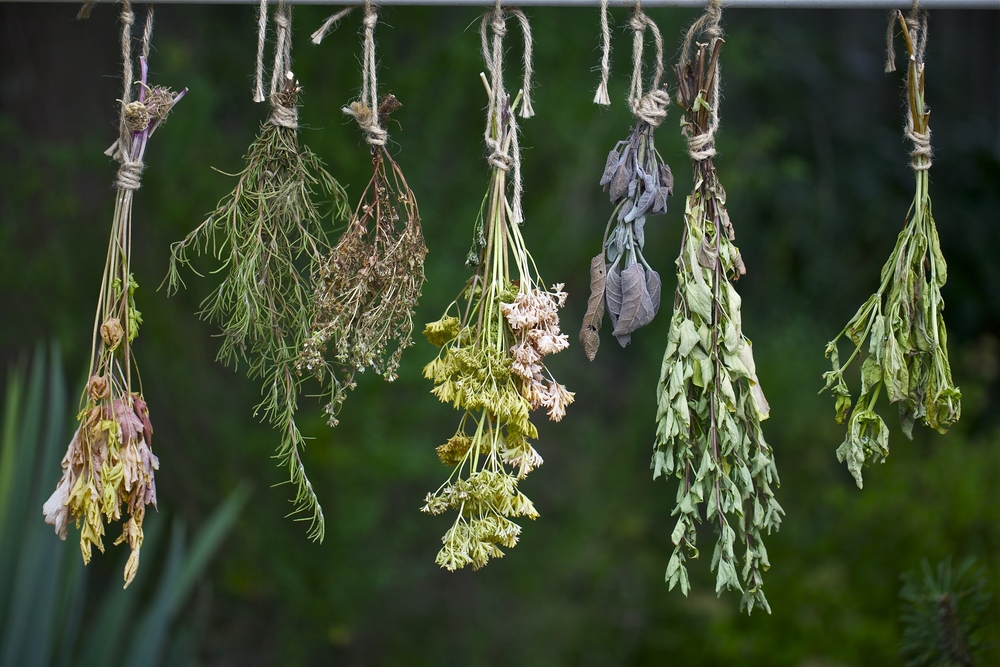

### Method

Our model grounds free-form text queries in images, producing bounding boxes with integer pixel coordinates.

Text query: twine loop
[905,110,932,171]
[116,160,145,191]
[627,2,668,128]
[678,0,723,162]
[343,101,387,146]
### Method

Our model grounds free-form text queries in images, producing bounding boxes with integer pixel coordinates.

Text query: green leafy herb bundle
[821,7,960,489]
[581,4,673,359]
[44,3,185,587]
[420,6,573,571]
[302,2,428,426]
[166,0,348,541]
[652,2,781,614]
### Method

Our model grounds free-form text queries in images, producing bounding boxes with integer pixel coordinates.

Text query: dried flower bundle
[581,6,674,359]
[821,8,960,488]
[652,3,782,614]
[166,1,348,541]
[44,4,184,587]
[303,3,427,426]
[421,7,572,571]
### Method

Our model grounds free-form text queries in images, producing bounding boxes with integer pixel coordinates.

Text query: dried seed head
[88,374,110,402]
[123,101,151,133]
[100,318,125,350]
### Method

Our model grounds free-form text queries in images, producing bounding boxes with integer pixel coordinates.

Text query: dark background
[1,3,998,665]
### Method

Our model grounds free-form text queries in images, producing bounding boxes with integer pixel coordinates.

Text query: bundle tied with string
[44,0,185,589]
[652,0,782,615]
[821,2,960,490]
[420,2,574,572]
[166,0,349,543]
[301,0,428,429]
[580,0,674,360]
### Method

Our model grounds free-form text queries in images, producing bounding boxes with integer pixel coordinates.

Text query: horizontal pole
[3,0,997,8]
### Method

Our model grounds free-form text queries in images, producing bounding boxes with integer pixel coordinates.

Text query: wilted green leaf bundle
[46,12,182,587]
[653,15,782,614]
[167,43,349,541]
[821,9,960,489]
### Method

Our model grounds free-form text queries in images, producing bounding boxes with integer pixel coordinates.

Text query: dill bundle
[166,0,348,541]
[652,1,781,614]
[420,5,573,571]
[44,3,185,587]
[581,1,673,359]
[821,6,960,489]
[303,1,428,425]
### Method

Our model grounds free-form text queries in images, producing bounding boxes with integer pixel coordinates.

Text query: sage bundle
[302,1,427,425]
[821,5,960,488]
[421,5,573,571]
[581,1,673,360]
[44,2,185,587]
[652,1,781,614]
[167,0,348,541]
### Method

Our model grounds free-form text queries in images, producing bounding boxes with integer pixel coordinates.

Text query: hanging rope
[627,0,669,127]
[268,0,298,129]
[480,1,535,224]
[341,0,388,146]
[593,0,611,106]
[677,0,722,161]
[253,0,268,102]
[886,1,932,171]
[112,0,155,191]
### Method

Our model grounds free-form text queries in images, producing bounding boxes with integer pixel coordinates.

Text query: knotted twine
[628,1,669,127]
[110,0,154,191]
[268,1,299,129]
[678,0,723,161]
[593,0,611,106]
[885,1,932,171]
[481,2,535,224]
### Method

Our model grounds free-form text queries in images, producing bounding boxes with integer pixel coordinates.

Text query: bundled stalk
[421,6,573,571]
[581,1,673,359]
[302,2,428,425]
[821,6,960,489]
[44,3,185,587]
[166,0,348,541]
[652,2,781,614]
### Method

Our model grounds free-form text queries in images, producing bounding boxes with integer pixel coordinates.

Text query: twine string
[628,1,669,127]
[341,1,388,146]
[269,0,299,129]
[679,0,722,162]
[593,0,611,106]
[114,0,148,191]
[253,0,268,102]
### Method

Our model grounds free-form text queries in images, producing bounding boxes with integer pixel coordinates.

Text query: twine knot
[116,159,144,191]
[491,12,508,39]
[686,127,717,162]
[905,120,932,171]
[121,7,134,27]
[343,101,387,146]
[363,10,377,30]
[631,88,670,127]
[269,96,299,129]
[488,150,512,171]
[273,9,289,31]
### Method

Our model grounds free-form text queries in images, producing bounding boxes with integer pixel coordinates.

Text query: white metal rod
[4,0,996,7]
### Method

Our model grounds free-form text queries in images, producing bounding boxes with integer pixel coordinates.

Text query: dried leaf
[579,254,607,361]
[599,148,620,187]
[609,161,631,203]
[659,163,674,195]
[612,263,656,344]
[605,261,624,329]
[697,237,719,270]
[647,267,662,316]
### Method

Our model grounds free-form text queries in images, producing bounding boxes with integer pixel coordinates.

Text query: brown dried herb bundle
[303,3,427,425]
[44,3,184,587]
[581,4,673,359]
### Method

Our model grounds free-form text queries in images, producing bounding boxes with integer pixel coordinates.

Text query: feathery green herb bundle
[821,9,960,489]
[652,6,782,614]
[166,2,348,541]
[421,8,572,571]
[299,95,427,425]
[45,5,184,587]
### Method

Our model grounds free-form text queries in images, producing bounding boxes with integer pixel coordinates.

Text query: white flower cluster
[501,285,575,422]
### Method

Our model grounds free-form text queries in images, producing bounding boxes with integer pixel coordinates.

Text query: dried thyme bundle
[652,1,781,614]
[303,1,428,425]
[821,5,960,488]
[581,1,673,359]
[421,5,573,571]
[44,3,185,587]
[166,0,348,541]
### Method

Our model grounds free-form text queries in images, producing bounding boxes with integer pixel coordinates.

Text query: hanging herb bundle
[166,0,348,541]
[44,2,185,587]
[820,5,960,489]
[652,1,781,614]
[302,2,427,425]
[581,0,673,359]
[421,5,573,571]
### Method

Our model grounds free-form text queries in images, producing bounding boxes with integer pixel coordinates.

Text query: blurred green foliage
[0,345,248,666]
[0,4,997,666]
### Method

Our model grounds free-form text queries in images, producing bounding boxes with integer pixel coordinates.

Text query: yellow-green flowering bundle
[821,7,960,488]
[44,3,184,587]
[421,6,572,571]
[653,1,781,614]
